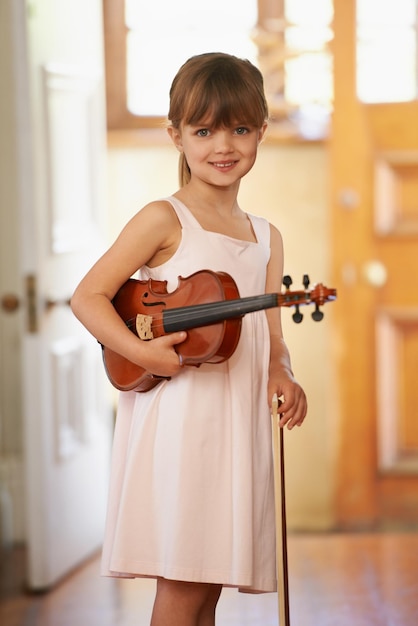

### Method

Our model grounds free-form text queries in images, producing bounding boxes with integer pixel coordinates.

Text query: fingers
[271,384,307,430]
[164,332,187,370]
[279,405,306,430]
[280,395,307,429]
[167,331,187,347]
[144,332,187,378]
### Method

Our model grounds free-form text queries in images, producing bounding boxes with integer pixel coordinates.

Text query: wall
[106,134,337,530]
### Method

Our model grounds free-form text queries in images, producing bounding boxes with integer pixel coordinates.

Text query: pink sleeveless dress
[101,197,276,593]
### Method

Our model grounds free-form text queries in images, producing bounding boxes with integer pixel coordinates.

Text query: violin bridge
[136,314,154,340]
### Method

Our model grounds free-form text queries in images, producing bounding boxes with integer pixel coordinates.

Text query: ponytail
[178,153,191,187]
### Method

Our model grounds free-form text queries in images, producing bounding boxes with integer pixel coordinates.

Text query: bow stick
[271,393,290,625]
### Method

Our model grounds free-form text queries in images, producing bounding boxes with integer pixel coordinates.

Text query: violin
[102,269,336,392]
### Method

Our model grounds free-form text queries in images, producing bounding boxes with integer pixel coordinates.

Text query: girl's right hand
[138,331,187,378]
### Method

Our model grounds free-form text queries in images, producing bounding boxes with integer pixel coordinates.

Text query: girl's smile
[210,159,238,171]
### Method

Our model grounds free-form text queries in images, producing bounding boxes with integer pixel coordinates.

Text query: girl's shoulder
[120,199,182,269]
[136,198,180,225]
[268,221,283,250]
[117,198,181,253]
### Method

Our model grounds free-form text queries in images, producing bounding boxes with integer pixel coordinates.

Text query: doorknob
[1,293,20,313]
[362,260,387,287]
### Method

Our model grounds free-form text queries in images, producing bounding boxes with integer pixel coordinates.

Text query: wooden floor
[1,532,418,625]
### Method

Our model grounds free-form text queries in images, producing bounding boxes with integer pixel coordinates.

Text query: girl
[71,52,307,626]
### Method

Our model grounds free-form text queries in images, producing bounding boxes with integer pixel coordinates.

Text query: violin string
[123,291,319,333]
[148,296,279,330]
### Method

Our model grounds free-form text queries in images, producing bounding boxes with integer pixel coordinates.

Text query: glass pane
[284,23,333,107]
[356,0,418,103]
[126,0,257,116]
[286,0,333,25]
[283,0,333,138]
[285,52,333,106]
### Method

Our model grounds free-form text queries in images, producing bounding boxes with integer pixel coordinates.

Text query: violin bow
[271,393,290,625]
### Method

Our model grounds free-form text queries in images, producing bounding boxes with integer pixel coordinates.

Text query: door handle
[45,297,71,311]
[362,260,387,287]
[1,293,71,312]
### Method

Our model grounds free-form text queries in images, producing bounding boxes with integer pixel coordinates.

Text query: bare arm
[265,224,307,429]
[71,201,187,378]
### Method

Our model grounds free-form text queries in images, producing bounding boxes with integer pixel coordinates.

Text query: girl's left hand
[269,375,307,430]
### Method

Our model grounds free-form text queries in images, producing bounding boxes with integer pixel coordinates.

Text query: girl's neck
[174,181,257,243]
[175,179,241,216]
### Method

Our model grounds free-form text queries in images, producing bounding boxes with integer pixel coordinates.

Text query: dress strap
[248,213,271,248]
[162,196,202,229]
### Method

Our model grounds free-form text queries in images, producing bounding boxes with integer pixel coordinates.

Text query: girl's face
[169,120,267,188]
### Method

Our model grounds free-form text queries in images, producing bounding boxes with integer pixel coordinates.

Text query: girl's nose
[214,130,234,152]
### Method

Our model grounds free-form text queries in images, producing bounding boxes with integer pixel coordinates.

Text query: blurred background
[1,0,418,595]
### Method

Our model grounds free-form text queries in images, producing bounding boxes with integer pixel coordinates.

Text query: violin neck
[163,293,279,332]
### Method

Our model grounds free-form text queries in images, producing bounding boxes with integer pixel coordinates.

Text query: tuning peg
[311,305,324,322]
[292,305,303,324]
[283,275,292,289]
[303,274,310,289]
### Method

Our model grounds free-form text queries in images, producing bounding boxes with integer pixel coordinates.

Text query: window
[125,0,258,117]
[356,0,418,103]
[255,0,333,138]
[103,0,333,139]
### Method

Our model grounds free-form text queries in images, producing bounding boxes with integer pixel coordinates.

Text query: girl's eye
[235,127,249,135]
[196,129,210,137]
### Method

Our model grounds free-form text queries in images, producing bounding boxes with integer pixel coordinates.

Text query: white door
[10,0,112,589]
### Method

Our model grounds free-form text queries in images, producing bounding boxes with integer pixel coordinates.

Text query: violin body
[102,269,336,393]
[102,270,243,392]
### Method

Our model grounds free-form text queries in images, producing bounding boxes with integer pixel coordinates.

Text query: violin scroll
[282,275,337,323]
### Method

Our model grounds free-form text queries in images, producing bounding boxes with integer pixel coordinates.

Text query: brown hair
[168,52,269,186]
